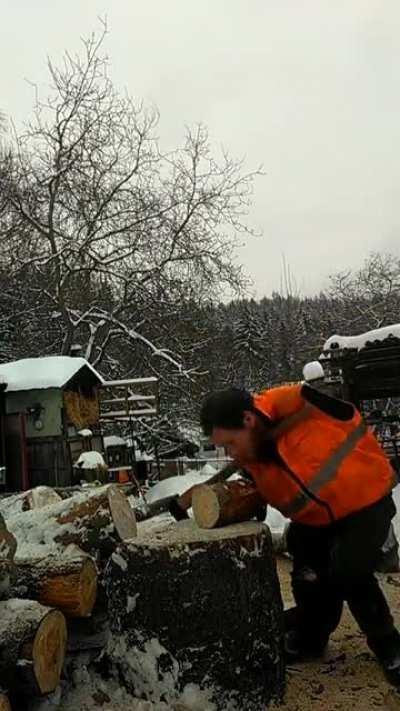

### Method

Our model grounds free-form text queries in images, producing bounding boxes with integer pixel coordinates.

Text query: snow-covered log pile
[105,517,285,710]
[0,483,138,709]
[3,484,137,561]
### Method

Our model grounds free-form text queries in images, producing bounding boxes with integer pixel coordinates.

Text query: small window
[203,443,216,452]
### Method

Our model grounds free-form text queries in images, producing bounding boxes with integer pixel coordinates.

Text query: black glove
[256,505,267,522]
[168,495,190,521]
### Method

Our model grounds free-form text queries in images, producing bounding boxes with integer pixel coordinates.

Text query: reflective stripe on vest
[279,420,368,517]
[267,403,313,440]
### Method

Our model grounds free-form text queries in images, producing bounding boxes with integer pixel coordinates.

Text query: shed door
[4,413,29,491]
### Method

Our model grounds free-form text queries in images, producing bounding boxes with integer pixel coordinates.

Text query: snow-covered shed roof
[103,435,126,448]
[323,324,400,353]
[0,356,104,393]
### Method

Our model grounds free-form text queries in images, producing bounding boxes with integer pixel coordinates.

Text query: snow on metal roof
[0,356,104,393]
[103,435,126,448]
[323,324,400,353]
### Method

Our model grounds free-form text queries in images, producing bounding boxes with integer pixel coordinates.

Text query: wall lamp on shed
[26,402,45,431]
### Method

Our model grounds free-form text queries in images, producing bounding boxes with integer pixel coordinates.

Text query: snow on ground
[145,467,220,504]
[59,658,221,710]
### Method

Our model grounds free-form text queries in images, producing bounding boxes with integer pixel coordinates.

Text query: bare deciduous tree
[1,22,260,375]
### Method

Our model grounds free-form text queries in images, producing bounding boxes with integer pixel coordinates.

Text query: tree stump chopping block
[105,519,285,710]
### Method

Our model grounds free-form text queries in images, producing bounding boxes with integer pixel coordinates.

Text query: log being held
[192,479,266,529]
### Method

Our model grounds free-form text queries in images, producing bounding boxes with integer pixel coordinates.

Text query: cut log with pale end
[55,485,137,557]
[0,599,67,695]
[192,479,265,529]
[7,485,137,562]
[106,519,284,710]
[14,555,97,617]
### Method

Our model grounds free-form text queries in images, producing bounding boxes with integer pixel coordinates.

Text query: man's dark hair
[200,388,254,436]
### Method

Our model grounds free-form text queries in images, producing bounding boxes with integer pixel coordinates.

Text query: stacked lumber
[0,483,137,709]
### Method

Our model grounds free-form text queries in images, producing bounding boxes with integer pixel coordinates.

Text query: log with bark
[0,514,17,599]
[105,518,285,710]
[0,599,67,695]
[14,555,97,617]
[7,485,137,561]
[0,691,11,711]
[0,487,62,519]
[55,485,137,558]
[192,479,266,528]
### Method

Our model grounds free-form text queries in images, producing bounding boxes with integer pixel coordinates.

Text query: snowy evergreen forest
[1,27,400,442]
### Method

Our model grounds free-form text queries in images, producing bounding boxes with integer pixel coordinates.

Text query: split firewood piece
[0,691,11,711]
[192,479,265,529]
[14,555,97,618]
[0,599,67,695]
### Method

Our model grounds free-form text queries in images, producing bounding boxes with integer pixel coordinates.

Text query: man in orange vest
[200,382,400,685]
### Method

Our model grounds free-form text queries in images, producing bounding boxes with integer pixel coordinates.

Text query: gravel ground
[276,556,400,710]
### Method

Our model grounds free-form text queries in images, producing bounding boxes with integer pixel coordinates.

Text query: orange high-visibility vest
[247,385,396,526]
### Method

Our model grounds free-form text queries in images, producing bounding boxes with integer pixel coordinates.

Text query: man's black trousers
[285,494,400,659]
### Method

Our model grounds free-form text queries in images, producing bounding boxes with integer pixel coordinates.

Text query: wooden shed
[0,356,104,490]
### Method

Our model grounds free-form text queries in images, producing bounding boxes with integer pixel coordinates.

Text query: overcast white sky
[2,1,400,297]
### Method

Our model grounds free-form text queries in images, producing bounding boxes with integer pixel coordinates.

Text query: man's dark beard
[253,423,277,462]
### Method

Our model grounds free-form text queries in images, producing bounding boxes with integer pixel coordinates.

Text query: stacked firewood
[0,484,137,710]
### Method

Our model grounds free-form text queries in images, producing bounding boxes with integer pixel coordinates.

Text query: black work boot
[284,626,327,663]
[369,630,400,687]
